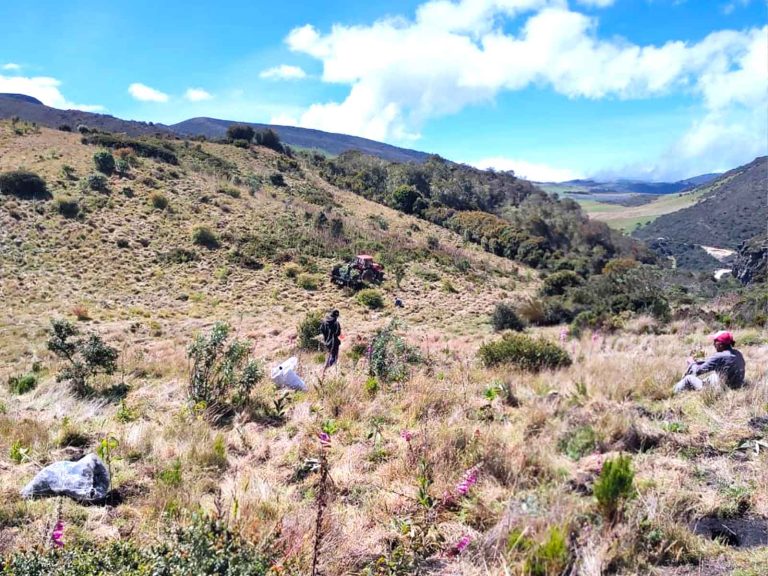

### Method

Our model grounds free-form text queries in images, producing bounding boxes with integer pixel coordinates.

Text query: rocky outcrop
[732,233,767,285]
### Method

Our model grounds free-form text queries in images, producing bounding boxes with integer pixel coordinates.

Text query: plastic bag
[271,356,307,391]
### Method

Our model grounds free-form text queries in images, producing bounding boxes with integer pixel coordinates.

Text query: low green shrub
[478,333,571,371]
[297,311,323,351]
[93,151,115,174]
[1,515,271,576]
[81,133,179,164]
[54,197,79,218]
[191,226,220,249]
[491,302,525,332]
[0,170,50,200]
[296,273,319,291]
[524,525,570,576]
[594,454,635,522]
[284,263,301,278]
[369,320,420,382]
[150,191,169,210]
[541,270,583,296]
[86,173,108,191]
[357,288,384,309]
[218,185,241,198]
[7,373,38,395]
[187,322,264,411]
[559,425,597,460]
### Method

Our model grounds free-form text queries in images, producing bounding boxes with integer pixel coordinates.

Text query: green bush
[0,170,50,200]
[55,197,79,218]
[218,185,241,198]
[296,273,319,291]
[93,151,115,174]
[594,454,635,522]
[255,128,283,152]
[150,191,169,210]
[541,270,583,296]
[86,173,108,191]
[559,425,597,460]
[478,332,571,371]
[269,173,285,187]
[1,515,271,576]
[46,319,119,396]
[7,373,38,395]
[369,320,420,382]
[297,311,323,351]
[524,525,570,576]
[226,124,255,142]
[81,133,178,164]
[191,226,220,249]
[491,302,525,332]
[357,288,384,309]
[187,322,264,412]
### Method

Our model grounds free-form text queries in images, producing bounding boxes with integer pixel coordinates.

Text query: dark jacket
[692,347,746,388]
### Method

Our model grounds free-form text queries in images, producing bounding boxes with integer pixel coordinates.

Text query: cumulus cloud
[259,65,307,80]
[472,157,583,181]
[2,63,21,71]
[184,88,213,101]
[128,82,169,103]
[280,0,766,176]
[0,74,104,111]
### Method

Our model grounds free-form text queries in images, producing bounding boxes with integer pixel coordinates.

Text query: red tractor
[331,254,385,289]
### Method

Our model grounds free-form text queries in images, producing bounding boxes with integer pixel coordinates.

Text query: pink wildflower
[51,520,64,548]
[559,327,568,344]
[400,430,414,442]
[318,432,331,449]
[455,534,471,553]
[456,465,480,497]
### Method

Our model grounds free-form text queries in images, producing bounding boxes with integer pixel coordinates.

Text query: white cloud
[259,65,307,80]
[0,74,104,111]
[2,63,21,71]
[281,0,766,175]
[128,82,169,103]
[184,87,213,101]
[473,157,583,181]
[575,0,614,7]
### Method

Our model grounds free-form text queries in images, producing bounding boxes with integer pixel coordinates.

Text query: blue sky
[1,0,766,181]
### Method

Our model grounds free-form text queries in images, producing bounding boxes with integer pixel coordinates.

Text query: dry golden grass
[0,123,766,575]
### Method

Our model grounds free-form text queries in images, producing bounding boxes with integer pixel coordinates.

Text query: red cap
[713,330,735,346]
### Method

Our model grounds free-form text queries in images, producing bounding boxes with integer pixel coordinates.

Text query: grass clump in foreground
[1,514,271,576]
[7,373,38,395]
[478,332,571,371]
[594,453,635,523]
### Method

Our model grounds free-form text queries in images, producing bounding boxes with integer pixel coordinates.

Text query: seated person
[673,330,745,393]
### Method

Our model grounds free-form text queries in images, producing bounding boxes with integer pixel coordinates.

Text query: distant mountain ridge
[0,93,429,164]
[171,117,430,163]
[545,173,721,196]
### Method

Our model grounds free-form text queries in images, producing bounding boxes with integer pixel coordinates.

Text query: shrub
[297,311,323,351]
[77,124,90,134]
[559,425,597,460]
[541,270,583,296]
[86,173,108,191]
[269,173,285,187]
[357,288,384,309]
[58,124,72,132]
[192,226,220,249]
[524,525,570,576]
[115,158,131,175]
[1,515,271,576]
[296,273,319,291]
[594,454,635,522]
[255,128,283,152]
[150,191,169,210]
[159,248,198,264]
[218,185,241,198]
[478,333,571,371]
[0,170,50,200]
[226,124,255,142]
[187,322,264,412]
[284,263,301,278]
[491,302,525,332]
[369,320,420,382]
[7,373,37,395]
[81,133,178,164]
[55,196,79,218]
[233,138,250,149]
[46,319,119,396]
[93,151,115,174]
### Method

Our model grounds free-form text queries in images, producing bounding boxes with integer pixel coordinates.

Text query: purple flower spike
[455,534,471,553]
[455,465,480,497]
[51,520,64,548]
[318,432,331,448]
[400,430,414,442]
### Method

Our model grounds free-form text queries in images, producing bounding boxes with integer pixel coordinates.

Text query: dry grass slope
[0,123,766,575]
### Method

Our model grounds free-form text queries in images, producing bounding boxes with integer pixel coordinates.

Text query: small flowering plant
[51,519,64,548]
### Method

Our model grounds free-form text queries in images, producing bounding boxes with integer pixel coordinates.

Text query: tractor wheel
[361,269,376,282]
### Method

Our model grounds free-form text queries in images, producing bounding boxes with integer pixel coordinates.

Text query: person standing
[673,330,746,393]
[320,309,341,375]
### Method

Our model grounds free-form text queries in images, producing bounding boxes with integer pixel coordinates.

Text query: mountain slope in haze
[0,93,172,136]
[633,156,767,251]
[539,173,721,199]
[171,117,430,163]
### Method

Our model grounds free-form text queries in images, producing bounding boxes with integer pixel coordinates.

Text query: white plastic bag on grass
[271,356,307,391]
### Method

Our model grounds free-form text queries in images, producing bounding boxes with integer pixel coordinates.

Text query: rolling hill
[633,156,767,256]
[0,93,429,164]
